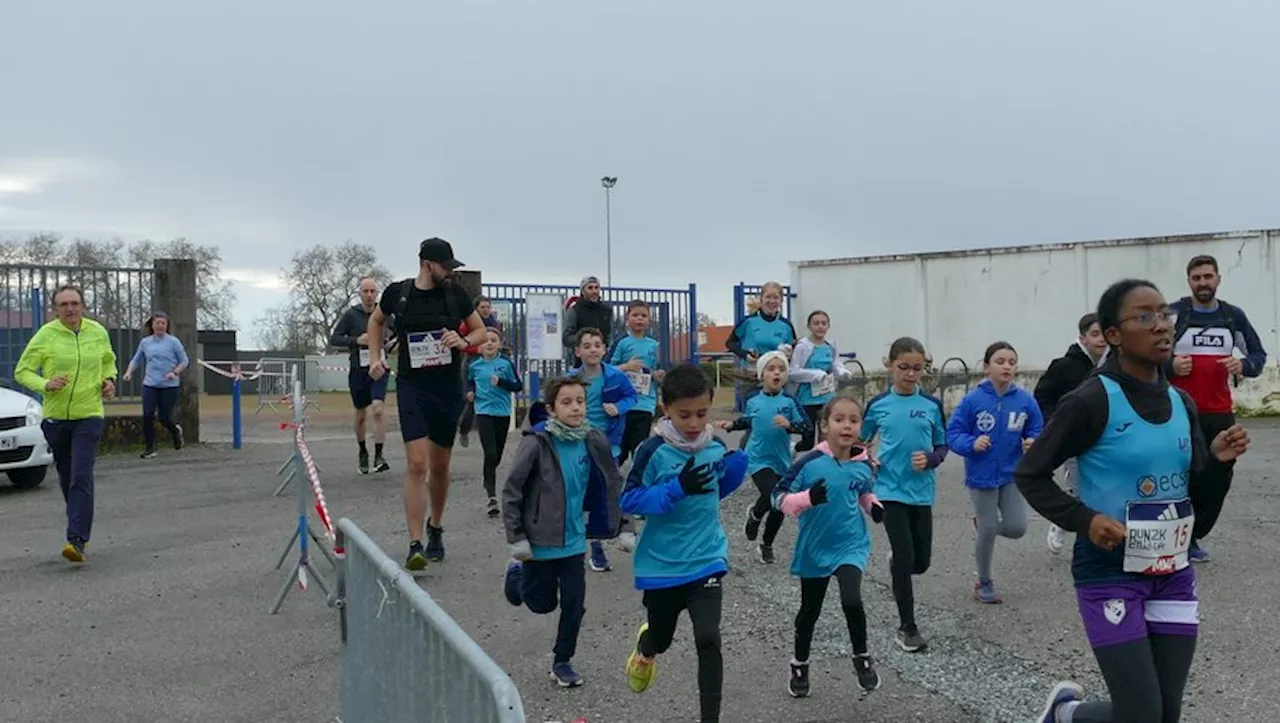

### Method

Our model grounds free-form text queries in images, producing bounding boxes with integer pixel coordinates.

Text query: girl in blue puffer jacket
[947,341,1044,604]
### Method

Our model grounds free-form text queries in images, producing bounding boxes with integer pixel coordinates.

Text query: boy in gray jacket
[502,376,634,688]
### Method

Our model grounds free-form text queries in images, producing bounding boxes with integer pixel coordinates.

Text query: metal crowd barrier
[335,519,526,723]
[256,358,292,413]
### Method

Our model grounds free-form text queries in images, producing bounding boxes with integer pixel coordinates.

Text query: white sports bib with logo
[407,331,452,369]
[358,348,386,368]
[810,373,837,397]
[1123,498,1194,576]
[626,371,652,396]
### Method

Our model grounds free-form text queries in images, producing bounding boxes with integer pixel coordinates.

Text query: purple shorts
[1076,566,1198,649]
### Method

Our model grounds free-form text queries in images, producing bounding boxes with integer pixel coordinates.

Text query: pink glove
[778,491,815,517]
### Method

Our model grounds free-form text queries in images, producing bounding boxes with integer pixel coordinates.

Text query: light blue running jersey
[774,450,876,578]
[861,388,947,506]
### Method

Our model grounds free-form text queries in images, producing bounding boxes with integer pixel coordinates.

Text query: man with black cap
[562,275,614,367]
[367,238,490,570]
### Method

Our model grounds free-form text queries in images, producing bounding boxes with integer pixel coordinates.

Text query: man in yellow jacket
[15,284,118,563]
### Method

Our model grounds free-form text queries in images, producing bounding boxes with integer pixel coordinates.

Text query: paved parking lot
[1,396,1275,722]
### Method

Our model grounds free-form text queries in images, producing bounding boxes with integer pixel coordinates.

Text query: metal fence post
[688,282,699,363]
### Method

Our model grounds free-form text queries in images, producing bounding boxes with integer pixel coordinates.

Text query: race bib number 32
[407,331,452,369]
[1123,498,1194,576]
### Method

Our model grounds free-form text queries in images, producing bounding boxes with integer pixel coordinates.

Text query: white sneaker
[1047,524,1065,555]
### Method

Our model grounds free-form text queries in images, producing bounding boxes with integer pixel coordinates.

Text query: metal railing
[335,519,526,723]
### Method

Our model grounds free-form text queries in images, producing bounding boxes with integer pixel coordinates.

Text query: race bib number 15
[1123,498,1194,576]
[407,331,452,369]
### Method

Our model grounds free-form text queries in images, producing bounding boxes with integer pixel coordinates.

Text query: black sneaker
[458,433,470,448]
[896,628,927,653]
[358,450,370,475]
[141,448,158,459]
[853,654,881,691]
[373,455,390,473]
[486,497,500,518]
[787,660,810,698]
[425,523,445,561]
[173,424,184,450]
[744,509,762,541]
[758,543,776,564]
[405,540,428,571]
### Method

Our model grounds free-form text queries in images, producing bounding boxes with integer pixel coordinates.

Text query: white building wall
[790,229,1280,373]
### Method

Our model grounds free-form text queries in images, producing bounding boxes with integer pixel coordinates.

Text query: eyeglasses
[1119,308,1175,329]
[895,363,926,374]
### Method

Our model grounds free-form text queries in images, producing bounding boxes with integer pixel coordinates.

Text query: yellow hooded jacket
[15,318,118,420]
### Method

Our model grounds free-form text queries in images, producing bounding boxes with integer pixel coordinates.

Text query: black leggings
[475,415,510,498]
[618,410,653,466]
[141,385,181,450]
[1190,411,1236,543]
[639,575,724,722]
[882,502,933,633]
[795,565,867,661]
[794,404,823,453]
[1067,636,1197,722]
[749,468,785,546]
[458,400,476,437]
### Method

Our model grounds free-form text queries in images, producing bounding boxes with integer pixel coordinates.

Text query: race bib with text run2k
[1123,498,1194,576]
[626,371,652,396]
[407,331,452,369]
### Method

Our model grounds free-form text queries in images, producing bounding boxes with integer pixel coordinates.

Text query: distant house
[673,325,735,360]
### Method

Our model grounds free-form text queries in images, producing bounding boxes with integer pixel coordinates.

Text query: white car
[0,384,53,488]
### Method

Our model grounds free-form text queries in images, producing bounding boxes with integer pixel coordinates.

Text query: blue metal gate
[481,282,697,407]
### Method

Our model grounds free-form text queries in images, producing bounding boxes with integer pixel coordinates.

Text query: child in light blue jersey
[773,393,886,697]
[567,326,638,573]
[861,336,948,653]
[947,341,1043,604]
[716,350,810,564]
[725,281,797,449]
[609,300,664,466]
[501,376,631,688]
[788,309,855,452]
[621,364,749,723]
[466,328,525,516]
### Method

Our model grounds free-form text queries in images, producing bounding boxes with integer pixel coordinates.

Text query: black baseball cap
[418,237,464,269]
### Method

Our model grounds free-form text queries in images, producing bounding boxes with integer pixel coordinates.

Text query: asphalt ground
[1,394,1275,722]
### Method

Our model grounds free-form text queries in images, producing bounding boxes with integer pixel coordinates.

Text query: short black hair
[574,327,604,347]
[660,363,714,406]
[983,341,1016,365]
[543,376,585,408]
[1097,278,1160,341]
[1186,254,1218,275]
[1077,312,1099,336]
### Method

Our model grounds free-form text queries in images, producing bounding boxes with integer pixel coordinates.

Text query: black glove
[677,457,714,496]
[870,504,884,524]
[808,479,829,506]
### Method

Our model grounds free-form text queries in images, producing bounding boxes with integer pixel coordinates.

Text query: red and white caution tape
[196,358,270,381]
[294,425,335,544]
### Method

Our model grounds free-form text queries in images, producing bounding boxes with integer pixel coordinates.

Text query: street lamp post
[601,176,617,288]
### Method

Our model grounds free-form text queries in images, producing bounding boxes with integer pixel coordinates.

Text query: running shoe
[550,661,583,687]
[141,448,158,460]
[61,537,86,563]
[758,543,776,564]
[503,562,524,606]
[1189,542,1210,563]
[173,424,184,450]
[625,623,656,693]
[589,541,611,572]
[486,496,500,518]
[974,579,1003,604]
[787,660,810,698]
[895,628,927,653]
[405,540,428,571]
[358,450,370,475]
[372,455,390,473]
[1047,524,1065,555]
[744,509,762,541]
[425,523,445,561]
[458,432,470,448]
[853,654,881,692]
[1036,681,1084,722]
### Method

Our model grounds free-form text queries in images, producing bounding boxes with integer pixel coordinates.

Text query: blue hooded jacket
[947,379,1044,490]
[566,363,638,450]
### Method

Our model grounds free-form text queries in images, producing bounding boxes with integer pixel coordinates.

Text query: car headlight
[26,399,42,427]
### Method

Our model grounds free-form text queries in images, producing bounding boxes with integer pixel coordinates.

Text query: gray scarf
[655,418,714,453]
[545,418,591,443]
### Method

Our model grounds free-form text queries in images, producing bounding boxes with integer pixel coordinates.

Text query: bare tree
[697,311,717,328]
[251,304,314,351]
[279,241,391,351]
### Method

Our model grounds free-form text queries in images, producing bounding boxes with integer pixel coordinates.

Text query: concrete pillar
[454,269,482,303]
[153,258,200,443]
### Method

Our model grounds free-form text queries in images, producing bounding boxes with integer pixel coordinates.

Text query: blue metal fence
[0,264,154,402]
[481,282,697,407]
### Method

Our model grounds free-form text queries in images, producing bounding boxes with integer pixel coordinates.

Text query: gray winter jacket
[502,425,624,548]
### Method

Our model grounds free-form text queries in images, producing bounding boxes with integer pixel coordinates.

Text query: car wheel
[8,465,47,489]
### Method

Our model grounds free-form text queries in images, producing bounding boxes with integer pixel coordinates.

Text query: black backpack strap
[1172,296,1193,344]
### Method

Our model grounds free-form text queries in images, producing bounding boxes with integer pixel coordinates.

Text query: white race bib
[626,371,652,396]
[407,331,452,369]
[810,373,837,397]
[1123,498,1194,576]
[357,348,385,368]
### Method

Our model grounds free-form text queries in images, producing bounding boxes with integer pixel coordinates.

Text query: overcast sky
[2,1,1276,330]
